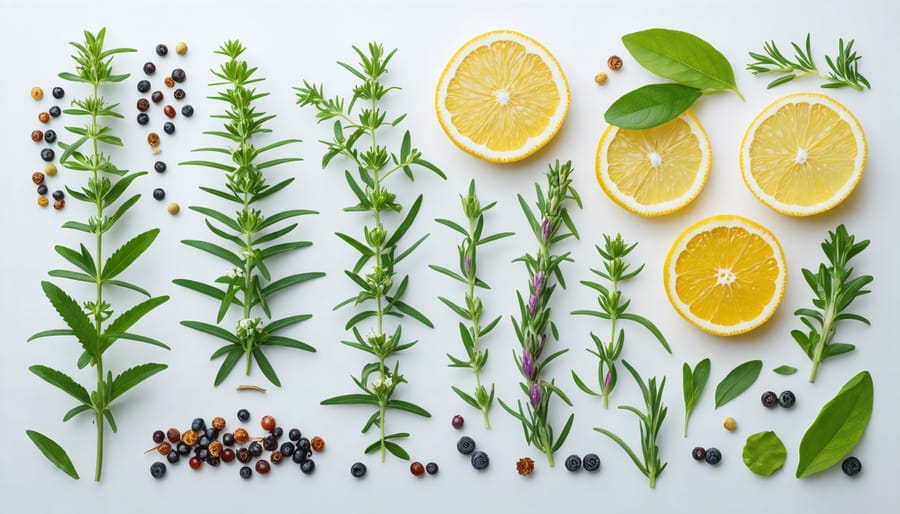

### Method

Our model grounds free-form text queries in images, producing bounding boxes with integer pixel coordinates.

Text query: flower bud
[530,382,542,409]
[541,218,552,243]
[522,351,535,381]
[528,294,539,317]
[532,271,545,294]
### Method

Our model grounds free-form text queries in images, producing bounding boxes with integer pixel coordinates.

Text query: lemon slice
[664,215,786,336]
[596,111,711,216]
[435,30,569,163]
[740,93,866,216]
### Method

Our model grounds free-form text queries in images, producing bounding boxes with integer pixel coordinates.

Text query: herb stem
[809,300,837,383]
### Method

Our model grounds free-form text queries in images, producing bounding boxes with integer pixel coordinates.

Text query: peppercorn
[594,72,608,85]
[150,461,166,479]
[233,427,249,444]
[300,459,316,474]
[236,448,251,464]
[156,44,168,57]
[31,130,43,142]
[163,121,175,134]
[137,98,150,112]
[52,87,64,99]
[154,160,166,173]
[270,450,283,464]
[692,446,707,461]
[608,55,624,71]
[52,190,64,201]
[143,62,156,75]
[583,453,601,472]
[44,130,56,144]
[151,91,164,104]
[188,457,202,470]
[157,442,172,456]
[176,42,188,55]
[49,106,61,117]
[171,68,186,83]
[350,462,367,478]
[163,76,175,88]
[761,391,778,408]
[173,88,186,100]
[211,416,226,430]
[37,184,48,195]
[32,172,45,185]
[564,454,582,472]
[38,112,50,123]
[451,415,464,429]
[471,451,490,470]
[425,462,439,475]
[261,415,276,431]
[31,87,43,100]
[37,196,49,207]
[44,163,57,176]
[221,448,235,463]
[516,457,535,476]
[311,436,325,452]
[147,132,160,147]
[181,429,199,445]
[152,430,166,444]
[410,461,425,476]
[54,200,64,210]
[723,417,737,431]
[41,148,55,162]
[181,105,194,117]
[163,105,176,118]
[137,113,149,125]
[237,408,251,422]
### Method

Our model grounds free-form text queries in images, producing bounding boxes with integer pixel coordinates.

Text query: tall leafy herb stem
[27,28,169,481]
[499,160,581,466]
[176,41,323,387]
[747,34,871,90]
[571,234,670,408]
[792,225,872,383]
[295,43,445,461]
[430,180,513,428]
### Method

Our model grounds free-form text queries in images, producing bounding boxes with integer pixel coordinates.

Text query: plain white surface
[1,0,898,512]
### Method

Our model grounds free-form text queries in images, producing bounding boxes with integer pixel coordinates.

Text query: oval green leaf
[604,83,702,130]
[743,431,787,476]
[26,429,79,479]
[796,371,873,478]
[715,360,763,408]
[622,28,741,95]
[773,365,798,376]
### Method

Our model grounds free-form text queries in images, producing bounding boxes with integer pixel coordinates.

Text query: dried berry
[51,87,64,99]
[37,184,48,196]
[410,461,425,476]
[311,436,325,452]
[279,442,295,457]
[151,91,164,104]
[221,448,235,463]
[38,112,50,123]
[53,199,65,210]
[137,113,149,125]
[425,462,439,475]
[564,454,582,472]
[171,68,186,82]
[271,450,284,464]
[191,418,206,433]
[43,130,57,144]
[471,451,489,470]
[174,88,186,100]
[31,87,43,100]
[52,190,64,201]
[164,76,175,88]
[163,105,176,118]
[181,429,198,445]
[842,456,862,476]
[350,462,367,478]
[143,62,156,75]
[456,436,475,455]
[154,161,166,173]
[164,428,180,444]
[248,441,263,457]
[31,130,43,143]
[208,441,223,458]
[261,415,276,431]
[147,132,160,148]
[300,459,316,474]
[271,426,283,439]
[137,98,150,112]
[166,450,179,464]
[188,457,202,470]
[297,437,311,453]
[237,408,251,422]
[37,196,49,207]
[291,448,308,464]
[516,457,535,476]
[44,163,57,176]
[156,442,172,456]
[211,417,226,430]
[150,461,166,479]
[778,390,796,408]
[451,415,464,429]
[255,459,271,475]
[176,442,191,456]
[263,435,278,452]
[32,172,45,185]
[236,448,251,464]
[137,80,151,93]
[594,71,608,85]
[152,430,166,444]
[156,44,168,57]
[723,417,737,431]
[233,427,249,444]
[583,453,601,472]
[692,447,707,461]
[761,391,778,408]
[607,55,623,71]
[206,455,220,467]
[239,465,252,479]
[175,42,188,55]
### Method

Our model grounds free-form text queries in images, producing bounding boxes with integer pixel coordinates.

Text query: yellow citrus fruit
[664,215,786,336]
[596,111,711,216]
[740,93,866,216]
[435,30,569,163]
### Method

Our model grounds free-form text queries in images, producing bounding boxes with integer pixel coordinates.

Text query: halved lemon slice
[435,30,569,163]
[664,215,786,336]
[596,111,711,216]
[740,93,866,216]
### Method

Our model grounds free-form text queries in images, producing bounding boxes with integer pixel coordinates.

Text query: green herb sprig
[295,43,445,461]
[682,358,710,437]
[595,361,667,488]
[175,41,324,387]
[572,234,670,409]
[715,359,763,408]
[500,160,581,466]
[793,225,872,383]
[430,180,513,428]
[27,28,169,481]
[747,34,871,90]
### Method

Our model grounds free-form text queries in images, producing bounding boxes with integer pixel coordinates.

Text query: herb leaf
[743,431,787,476]
[715,360,763,408]
[797,371,873,478]
[773,365,798,376]
[746,34,870,90]
[26,430,79,480]
[682,358,710,437]
[604,84,702,130]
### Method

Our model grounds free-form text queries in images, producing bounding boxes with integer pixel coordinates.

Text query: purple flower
[463,254,471,276]
[541,218,552,242]
[532,271,545,294]
[604,370,613,389]
[522,351,535,380]
[528,294,538,317]
[530,382,541,409]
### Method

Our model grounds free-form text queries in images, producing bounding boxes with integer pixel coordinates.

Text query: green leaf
[181,240,244,267]
[266,314,313,333]
[110,363,167,401]
[101,229,159,280]
[604,83,702,129]
[389,299,433,328]
[683,358,710,437]
[26,430,79,479]
[715,360,763,408]
[429,264,466,284]
[252,348,281,387]
[54,244,95,276]
[28,365,91,405]
[385,194,423,248]
[103,171,146,208]
[103,296,168,349]
[214,349,243,386]
[619,312,671,354]
[259,209,317,230]
[261,272,324,297]
[773,365,798,376]
[39,281,98,355]
[452,386,480,409]
[261,335,315,353]
[386,400,431,417]
[335,232,374,256]
[743,430,787,476]
[796,371,873,478]
[172,279,228,302]
[190,206,241,232]
[622,28,741,94]
[321,393,379,406]
[63,404,92,422]
[383,440,410,460]
[181,320,240,344]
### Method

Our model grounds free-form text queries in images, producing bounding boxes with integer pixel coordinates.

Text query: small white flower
[372,378,383,389]
[383,377,393,388]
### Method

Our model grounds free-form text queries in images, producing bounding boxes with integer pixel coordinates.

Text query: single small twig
[747,34,870,90]
[236,384,267,393]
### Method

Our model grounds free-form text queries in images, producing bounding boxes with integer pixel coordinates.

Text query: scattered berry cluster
[451,415,489,471]
[563,453,601,473]
[147,409,326,480]
[761,390,795,408]
[29,86,65,209]
[692,446,722,465]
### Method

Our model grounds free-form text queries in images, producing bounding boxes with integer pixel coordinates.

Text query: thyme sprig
[430,180,513,428]
[572,234,670,408]
[175,40,324,387]
[793,225,872,383]
[499,160,581,466]
[747,34,871,90]
[296,43,445,461]
[594,361,667,489]
[27,28,169,481]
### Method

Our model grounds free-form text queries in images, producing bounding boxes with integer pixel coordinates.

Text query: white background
[1,0,898,512]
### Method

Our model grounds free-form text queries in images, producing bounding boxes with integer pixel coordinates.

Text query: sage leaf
[715,360,763,408]
[604,84,701,130]
[796,371,873,478]
[743,431,787,476]
[26,430,79,479]
[622,28,741,96]
[682,358,710,436]
[773,365,798,376]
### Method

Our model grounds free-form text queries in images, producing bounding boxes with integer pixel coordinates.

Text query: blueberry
[300,459,315,474]
[425,462,439,475]
[151,91,164,103]
[153,161,166,173]
[297,437,311,452]
[288,428,302,441]
[52,190,64,201]
[778,390,796,408]
[470,451,489,470]
[37,184,48,195]
[248,441,263,457]
[692,447,707,461]
[143,62,156,75]
[52,87,65,99]
[583,453,601,472]
[166,450,179,464]
[156,44,168,57]
[171,68,186,82]
[197,436,210,449]
[237,408,250,422]
[456,436,476,455]
[40,148,55,162]
[137,113,149,125]
[239,466,252,479]
[842,456,862,476]
[163,121,175,134]
[150,461,166,479]
[205,428,219,440]
[280,442,295,457]
[43,130,56,144]
[176,442,191,456]
[350,462,367,478]
[271,426,284,439]
[564,454,582,472]
[195,448,209,461]
[181,105,194,117]
[48,106,61,117]
[137,80,151,93]
[191,418,206,433]
[705,448,722,465]
[291,448,308,464]
[263,435,278,452]
[222,432,234,446]
[152,430,165,443]
[761,391,778,408]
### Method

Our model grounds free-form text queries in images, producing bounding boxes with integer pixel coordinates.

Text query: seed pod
[516,457,535,476]
[594,72,608,85]
[723,416,737,431]
[53,199,65,210]
[147,132,160,148]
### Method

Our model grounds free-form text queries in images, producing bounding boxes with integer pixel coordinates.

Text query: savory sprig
[793,225,872,383]
[572,234,670,408]
[295,43,445,461]
[176,40,323,387]
[747,34,871,90]
[594,361,667,489]
[430,180,513,428]
[27,28,168,481]
[500,160,581,466]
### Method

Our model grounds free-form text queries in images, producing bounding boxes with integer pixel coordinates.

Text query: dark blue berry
[457,436,476,455]
[583,453,601,472]
[52,87,64,99]
[52,190,64,201]
[40,148,54,162]
[153,161,166,173]
[288,428,301,441]
[705,448,722,465]
[163,121,175,134]
[761,391,778,408]
[181,105,194,117]
[222,432,234,446]
[137,113,149,125]
[280,442,295,457]
[48,106,61,117]
[263,435,278,452]
[177,442,191,456]
[166,450,179,464]
[842,456,862,476]
[137,80,151,93]
[425,462,439,475]
[195,448,209,461]
[237,408,250,422]
[205,428,219,440]
[43,130,56,144]
[197,436,210,449]
[692,447,706,461]
[150,461,166,479]
[291,448,308,464]
[156,44,168,57]
[239,466,252,479]
[471,451,489,470]
[171,68,186,82]
[350,462,367,478]
[151,91,164,103]
[143,62,156,75]
[248,441,263,457]
[153,188,165,201]
[191,418,206,433]
[37,184,48,196]
[174,88,186,100]
[300,459,315,474]
[206,456,220,467]
[271,426,283,439]
[564,454,582,472]
[778,390,796,408]
[297,437,311,452]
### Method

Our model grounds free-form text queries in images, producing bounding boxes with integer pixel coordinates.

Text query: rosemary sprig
[747,34,871,90]
[499,160,581,466]
[430,180,513,428]
[792,225,872,383]
[594,361,667,489]
[295,43,445,461]
[27,28,169,481]
[571,234,670,408]
[175,41,324,387]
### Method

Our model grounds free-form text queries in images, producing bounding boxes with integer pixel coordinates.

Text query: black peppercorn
[44,130,57,144]
[51,86,64,99]
[163,121,175,134]
[40,148,55,162]
[137,113,149,125]
[154,161,166,173]
[156,44,168,57]
[137,98,150,112]
[171,68,186,82]
[236,448,251,464]
[173,88,185,100]
[137,80,151,93]
[51,190,65,201]
[143,62,156,75]
[151,91,164,104]
[48,106,61,117]
[181,105,194,117]
[37,184,48,195]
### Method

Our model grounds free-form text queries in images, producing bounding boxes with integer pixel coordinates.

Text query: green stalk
[88,79,106,483]
[809,300,836,383]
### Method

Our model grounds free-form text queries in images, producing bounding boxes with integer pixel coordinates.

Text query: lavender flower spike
[463,254,472,276]
[528,294,539,317]
[530,382,542,409]
[532,271,545,294]
[522,351,535,380]
[541,218,552,243]
[605,370,613,389]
